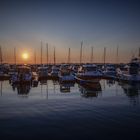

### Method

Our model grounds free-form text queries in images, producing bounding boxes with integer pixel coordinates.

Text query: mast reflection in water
[12,83,31,97]
[79,82,102,98]
[106,80,115,87]
[60,82,75,93]
[0,80,140,139]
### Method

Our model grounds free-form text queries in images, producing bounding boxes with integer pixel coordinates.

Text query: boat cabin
[78,64,98,73]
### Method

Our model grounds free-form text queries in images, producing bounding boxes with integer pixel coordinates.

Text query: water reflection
[0,79,140,106]
[106,80,115,87]
[60,82,75,93]
[79,82,102,98]
[53,80,59,85]
[12,83,31,97]
[0,81,3,96]
[40,80,48,99]
[40,79,47,85]
[119,82,140,105]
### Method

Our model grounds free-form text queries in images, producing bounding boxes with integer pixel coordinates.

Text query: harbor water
[0,80,140,139]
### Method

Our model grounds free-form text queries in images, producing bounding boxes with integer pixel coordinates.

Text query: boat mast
[46,43,48,65]
[80,41,83,64]
[0,46,3,64]
[139,48,140,58]
[14,47,16,65]
[54,47,56,65]
[34,49,37,71]
[68,48,70,64]
[34,49,36,65]
[104,47,106,66]
[41,41,43,66]
[90,46,93,63]
[116,45,119,64]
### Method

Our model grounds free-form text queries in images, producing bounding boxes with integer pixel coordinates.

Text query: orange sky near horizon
[0,0,140,65]
[1,43,138,64]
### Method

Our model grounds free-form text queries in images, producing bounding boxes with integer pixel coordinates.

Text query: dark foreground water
[0,80,140,140]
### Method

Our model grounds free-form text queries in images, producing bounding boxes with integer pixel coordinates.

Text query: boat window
[107,68,115,71]
[85,67,97,71]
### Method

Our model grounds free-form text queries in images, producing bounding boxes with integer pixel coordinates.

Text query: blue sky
[0,0,140,63]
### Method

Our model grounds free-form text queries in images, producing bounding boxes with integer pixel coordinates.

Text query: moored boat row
[0,56,140,84]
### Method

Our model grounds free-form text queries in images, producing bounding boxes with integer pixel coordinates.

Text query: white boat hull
[59,75,75,83]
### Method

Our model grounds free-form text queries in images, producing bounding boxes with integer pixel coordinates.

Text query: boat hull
[118,74,140,83]
[0,75,10,80]
[59,75,75,83]
[11,80,32,85]
[75,75,101,84]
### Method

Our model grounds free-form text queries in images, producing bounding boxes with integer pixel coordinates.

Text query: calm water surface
[0,80,140,140]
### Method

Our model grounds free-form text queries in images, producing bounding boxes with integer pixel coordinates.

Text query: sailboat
[9,48,17,78]
[102,47,117,79]
[50,47,59,79]
[103,64,116,79]
[37,42,48,80]
[10,66,32,85]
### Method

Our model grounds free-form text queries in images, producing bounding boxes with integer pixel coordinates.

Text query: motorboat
[10,66,32,85]
[117,57,140,83]
[37,66,48,80]
[0,64,10,80]
[75,64,102,83]
[60,82,75,93]
[71,64,79,76]
[59,64,75,83]
[103,64,116,79]
[50,65,60,79]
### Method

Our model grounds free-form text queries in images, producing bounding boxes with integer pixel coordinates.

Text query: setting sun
[22,53,29,60]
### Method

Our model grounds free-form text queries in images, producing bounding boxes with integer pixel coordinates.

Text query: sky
[0,0,140,64]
